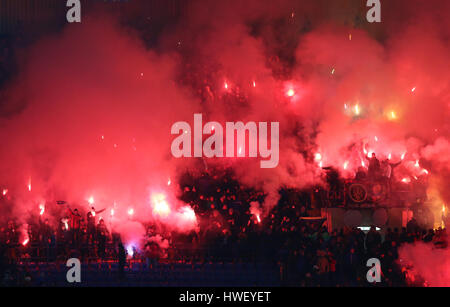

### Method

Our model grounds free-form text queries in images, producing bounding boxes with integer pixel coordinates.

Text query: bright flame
[167,178,171,186]
[2,189,7,196]
[401,152,406,160]
[411,87,416,92]
[415,160,420,168]
[353,104,360,116]
[22,238,29,246]
[343,161,349,170]
[388,153,392,160]
[389,110,397,120]
[256,214,261,223]
[110,209,115,216]
[286,88,295,97]
[128,208,134,216]
[151,193,171,217]
[88,196,95,205]
[402,177,411,183]
[126,245,134,257]
[314,153,322,161]
[180,206,196,222]
[39,204,45,216]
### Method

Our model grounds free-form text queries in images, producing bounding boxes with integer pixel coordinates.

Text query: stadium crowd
[0,171,445,286]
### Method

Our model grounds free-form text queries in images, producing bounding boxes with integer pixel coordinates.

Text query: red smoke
[0,0,448,253]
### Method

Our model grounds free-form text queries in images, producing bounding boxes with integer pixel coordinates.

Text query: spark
[343,161,349,170]
[126,245,134,257]
[353,104,360,116]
